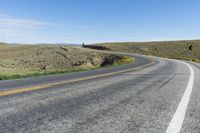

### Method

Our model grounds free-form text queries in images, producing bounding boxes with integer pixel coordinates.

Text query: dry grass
[88,40,200,63]
[0,44,133,80]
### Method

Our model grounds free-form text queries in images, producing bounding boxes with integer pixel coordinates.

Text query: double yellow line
[0,59,155,97]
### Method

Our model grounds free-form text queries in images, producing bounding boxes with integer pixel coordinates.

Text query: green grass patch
[0,68,86,80]
[113,56,135,66]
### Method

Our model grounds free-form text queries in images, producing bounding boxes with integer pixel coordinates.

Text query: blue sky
[0,0,200,44]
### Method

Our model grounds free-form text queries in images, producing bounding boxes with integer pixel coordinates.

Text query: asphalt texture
[0,53,199,133]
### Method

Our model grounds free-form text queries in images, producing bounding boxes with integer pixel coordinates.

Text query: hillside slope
[0,45,133,80]
[87,40,200,62]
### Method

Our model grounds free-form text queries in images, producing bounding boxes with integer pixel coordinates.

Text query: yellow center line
[0,60,155,97]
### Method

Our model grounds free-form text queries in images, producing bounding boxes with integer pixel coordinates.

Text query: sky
[0,0,200,44]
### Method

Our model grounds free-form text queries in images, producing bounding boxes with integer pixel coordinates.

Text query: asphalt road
[0,53,200,133]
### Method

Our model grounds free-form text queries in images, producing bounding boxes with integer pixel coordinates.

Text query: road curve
[0,53,200,133]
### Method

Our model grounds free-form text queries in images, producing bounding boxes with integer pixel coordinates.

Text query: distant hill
[0,42,7,45]
[87,40,200,63]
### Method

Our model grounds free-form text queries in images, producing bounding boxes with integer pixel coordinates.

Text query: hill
[0,42,7,45]
[86,40,200,63]
[0,44,133,80]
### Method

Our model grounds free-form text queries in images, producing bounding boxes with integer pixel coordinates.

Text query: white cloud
[0,15,59,43]
[0,16,54,29]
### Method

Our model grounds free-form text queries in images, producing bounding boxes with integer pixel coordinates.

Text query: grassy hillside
[86,40,200,63]
[0,42,7,45]
[0,45,134,80]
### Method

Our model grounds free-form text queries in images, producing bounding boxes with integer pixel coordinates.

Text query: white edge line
[166,60,194,133]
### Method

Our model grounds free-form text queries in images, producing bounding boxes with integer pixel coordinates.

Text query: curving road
[0,53,200,133]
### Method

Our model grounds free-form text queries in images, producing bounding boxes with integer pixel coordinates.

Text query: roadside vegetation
[0,44,134,80]
[86,40,200,63]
